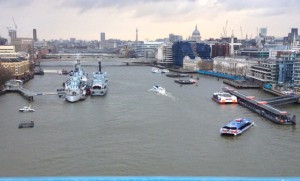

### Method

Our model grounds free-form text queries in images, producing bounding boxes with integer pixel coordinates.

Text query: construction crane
[13,18,17,31]
[224,20,228,37]
[240,26,243,40]
[221,20,228,38]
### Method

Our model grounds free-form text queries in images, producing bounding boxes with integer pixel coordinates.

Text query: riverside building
[0,45,31,79]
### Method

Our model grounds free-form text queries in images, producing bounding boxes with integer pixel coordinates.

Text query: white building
[156,43,173,63]
[213,56,259,76]
[183,56,201,71]
[134,41,164,58]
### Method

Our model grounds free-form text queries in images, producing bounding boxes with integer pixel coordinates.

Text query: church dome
[192,25,200,36]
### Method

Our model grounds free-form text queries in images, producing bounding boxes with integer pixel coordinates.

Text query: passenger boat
[212,91,237,104]
[174,79,197,84]
[90,72,108,96]
[19,105,35,112]
[220,118,254,136]
[150,85,166,94]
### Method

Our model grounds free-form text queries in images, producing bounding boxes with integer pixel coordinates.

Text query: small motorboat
[151,85,166,94]
[220,118,254,136]
[19,121,34,129]
[19,105,35,112]
[151,67,162,73]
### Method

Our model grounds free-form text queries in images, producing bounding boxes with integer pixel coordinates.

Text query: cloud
[0,0,33,7]
[60,0,198,17]
[215,0,300,16]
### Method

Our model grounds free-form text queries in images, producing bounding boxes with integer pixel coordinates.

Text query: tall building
[100,32,105,41]
[8,29,17,45]
[33,29,37,42]
[157,43,173,64]
[136,28,138,42]
[211,43,230,58]
[169,34,182,43]
[288,28,298,43]
[259,28,267,37]
[172,41,210,67]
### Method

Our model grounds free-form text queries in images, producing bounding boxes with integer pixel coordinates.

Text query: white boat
[151,67,169,74]
[151,67,162,73]
[161,69,169,73]
[151,85,166,94]
[19,105,35,112]
[212,91,237,104]
[90,72,108,96]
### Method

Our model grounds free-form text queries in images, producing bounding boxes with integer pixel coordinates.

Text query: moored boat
[166,73,189,78]
[220,118,254,136]
[174,78,197,84]
[19,121,34,129]
[90,72,108,96]
[212,91,237,104]
[64,55,88,102]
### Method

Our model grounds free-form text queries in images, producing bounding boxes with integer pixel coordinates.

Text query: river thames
[0,58,300,177]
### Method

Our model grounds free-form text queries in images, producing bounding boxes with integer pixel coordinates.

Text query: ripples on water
[0,58,300,176]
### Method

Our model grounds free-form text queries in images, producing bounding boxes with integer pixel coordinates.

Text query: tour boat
[220,118,254,136]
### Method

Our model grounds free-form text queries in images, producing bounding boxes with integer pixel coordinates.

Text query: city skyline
[0,0,300,41]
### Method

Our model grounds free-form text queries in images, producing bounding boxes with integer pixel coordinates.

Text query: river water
[0,58,300,177]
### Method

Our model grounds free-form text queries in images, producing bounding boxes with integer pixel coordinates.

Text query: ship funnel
[98,61,101,72]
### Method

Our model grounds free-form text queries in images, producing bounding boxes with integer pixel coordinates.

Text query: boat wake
[148,88,175,100]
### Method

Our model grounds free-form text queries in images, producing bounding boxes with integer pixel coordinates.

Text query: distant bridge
[43,53,117,59]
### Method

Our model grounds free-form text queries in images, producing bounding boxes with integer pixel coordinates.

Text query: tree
[0,63,13,89]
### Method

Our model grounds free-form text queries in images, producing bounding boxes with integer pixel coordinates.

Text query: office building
[33,29,37,42]
[100,32,105,42]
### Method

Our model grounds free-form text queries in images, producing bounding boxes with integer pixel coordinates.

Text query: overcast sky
[1,0,300,41]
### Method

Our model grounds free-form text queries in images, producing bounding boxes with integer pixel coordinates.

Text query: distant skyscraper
[259,28,267,37]
[136,28,138,42]
[8,29,17,45]
[33,29,37,41]
[100,32,105,41]
[169,34,183,43]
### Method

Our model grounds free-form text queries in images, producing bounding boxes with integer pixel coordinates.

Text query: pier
[3,80,58,101]
[223,79,260,89]
[223,87,297,125]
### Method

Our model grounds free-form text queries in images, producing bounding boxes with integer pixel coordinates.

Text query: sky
[1,0,300,41]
